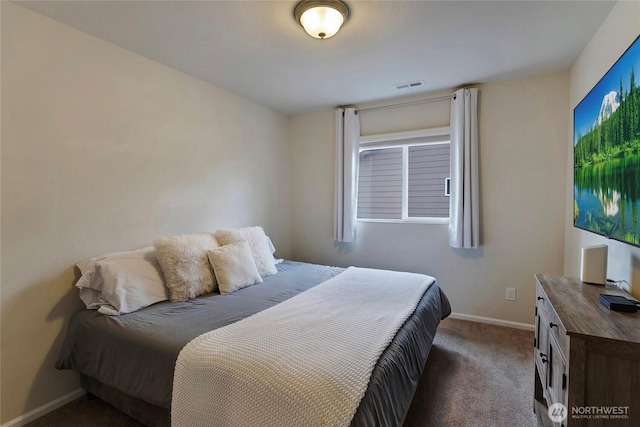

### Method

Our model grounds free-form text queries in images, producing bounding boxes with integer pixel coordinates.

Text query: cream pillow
[154,233,218,302]
[214,226,278,277]
[208,241,263,295]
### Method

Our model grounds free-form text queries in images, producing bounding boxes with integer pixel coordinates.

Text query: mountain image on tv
[574,35,640,247]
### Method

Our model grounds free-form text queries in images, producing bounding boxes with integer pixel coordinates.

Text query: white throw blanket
[171,267,435,427]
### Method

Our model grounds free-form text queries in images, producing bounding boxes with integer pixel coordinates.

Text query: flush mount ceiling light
[294,0,349,40]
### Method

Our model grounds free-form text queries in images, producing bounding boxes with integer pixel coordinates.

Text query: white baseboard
[1,388,85,427]
[449,312,535,331]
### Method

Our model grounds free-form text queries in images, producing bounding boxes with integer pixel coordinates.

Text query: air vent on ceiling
[395,80,425,90]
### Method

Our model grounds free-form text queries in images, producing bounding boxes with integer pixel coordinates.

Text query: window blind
[408,144,450,218]
[357,148,403,219]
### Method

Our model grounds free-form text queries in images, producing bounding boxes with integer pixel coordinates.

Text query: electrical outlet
[506,287,516,301]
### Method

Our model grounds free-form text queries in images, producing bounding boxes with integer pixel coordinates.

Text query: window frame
[358,126,450,224]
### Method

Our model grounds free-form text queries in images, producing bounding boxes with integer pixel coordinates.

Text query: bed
[56,257,450,426]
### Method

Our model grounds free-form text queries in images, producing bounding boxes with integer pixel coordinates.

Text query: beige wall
[0,2,291,423]
[4,0,634,424]
[565,0,640,299]
[290,71,569,327]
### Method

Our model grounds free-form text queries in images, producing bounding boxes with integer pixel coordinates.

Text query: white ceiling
[15,0,616,116]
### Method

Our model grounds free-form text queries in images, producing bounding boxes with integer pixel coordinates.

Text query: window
[357,127,450,223]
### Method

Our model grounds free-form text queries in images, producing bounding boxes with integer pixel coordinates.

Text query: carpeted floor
[26,318,537,427]
[403,318,537,427]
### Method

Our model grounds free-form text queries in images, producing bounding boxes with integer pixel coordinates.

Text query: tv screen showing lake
[573,35,640,247]
[574,155,640,246]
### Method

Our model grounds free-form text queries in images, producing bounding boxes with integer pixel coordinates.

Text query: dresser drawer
[536,282,569,357]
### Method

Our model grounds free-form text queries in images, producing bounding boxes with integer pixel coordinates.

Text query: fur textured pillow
[154,233,218,302]
[214,226,278,277]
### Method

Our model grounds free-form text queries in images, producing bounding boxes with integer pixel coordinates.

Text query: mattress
[56,260,451,426]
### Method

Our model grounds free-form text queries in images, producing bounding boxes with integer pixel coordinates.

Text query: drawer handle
[549,322,558,329]
[537,296,544,301]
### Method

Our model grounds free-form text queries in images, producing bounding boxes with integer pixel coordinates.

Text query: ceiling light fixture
[294,0,349,40]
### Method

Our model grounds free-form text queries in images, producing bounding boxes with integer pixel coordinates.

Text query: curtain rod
[357,94,454,113]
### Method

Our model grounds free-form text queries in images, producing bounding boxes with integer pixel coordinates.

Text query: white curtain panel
[449,88,480,248]
[334,107,361,242]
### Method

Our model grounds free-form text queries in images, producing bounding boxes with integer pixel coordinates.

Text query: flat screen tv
[574,34,640,247]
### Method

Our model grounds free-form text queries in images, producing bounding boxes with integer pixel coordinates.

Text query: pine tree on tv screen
[574,35,640,247]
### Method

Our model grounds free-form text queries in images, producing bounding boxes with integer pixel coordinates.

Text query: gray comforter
[56,260,451,426]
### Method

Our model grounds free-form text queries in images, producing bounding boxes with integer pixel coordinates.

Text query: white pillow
[266,236,276,254]
[75,247,168,315]
[215,227,278,277]
[154,233,219,302]
[76,247,153,292]
[266,235,284,264]
[208,241,263,295]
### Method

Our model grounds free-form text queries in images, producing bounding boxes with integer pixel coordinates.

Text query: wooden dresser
[534,274,640,427]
